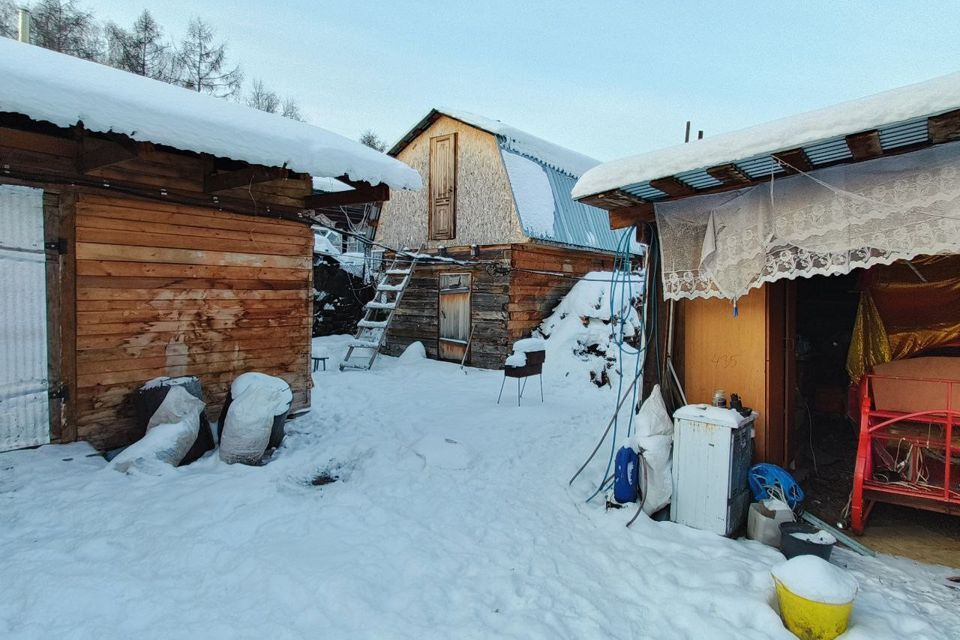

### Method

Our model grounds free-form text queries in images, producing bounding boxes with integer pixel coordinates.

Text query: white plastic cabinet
[670,404,756,536]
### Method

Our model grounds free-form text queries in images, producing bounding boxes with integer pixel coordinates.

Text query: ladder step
[340,363,371,370]
[357,319,388,329]
[365,301,396,310]
[386,268,411,275]
[377,282,405,292]
[349,340,381,349]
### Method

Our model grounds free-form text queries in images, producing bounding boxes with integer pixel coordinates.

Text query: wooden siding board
[72,193,312,450]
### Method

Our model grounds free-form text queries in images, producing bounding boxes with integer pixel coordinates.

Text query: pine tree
[359,130,387,152]
[174,17,242,98]
[30,0,102,60]
[106,10,173,81]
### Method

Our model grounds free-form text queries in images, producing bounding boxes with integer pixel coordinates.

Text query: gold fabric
[847,256,960,382]
[847,292,892,383]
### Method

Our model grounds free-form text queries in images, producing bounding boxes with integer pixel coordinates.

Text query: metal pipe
[17,8,30,43]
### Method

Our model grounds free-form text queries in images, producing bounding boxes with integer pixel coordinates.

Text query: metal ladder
[339,248,422,371]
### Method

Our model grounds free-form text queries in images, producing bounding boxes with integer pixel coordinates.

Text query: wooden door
[438,272,470,362]
[429,133,456,240]
[0,185,51,451]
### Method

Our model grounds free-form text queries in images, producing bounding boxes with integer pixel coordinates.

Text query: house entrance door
[0,185,51,451]
[438,272,471,362]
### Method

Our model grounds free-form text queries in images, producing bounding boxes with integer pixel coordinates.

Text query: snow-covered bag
[634,385,673,437]
[110,386,205,474]
[219,373,293,465]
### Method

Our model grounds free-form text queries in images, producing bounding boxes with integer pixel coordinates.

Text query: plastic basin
[780,522,835,560]
[774,577,854,640]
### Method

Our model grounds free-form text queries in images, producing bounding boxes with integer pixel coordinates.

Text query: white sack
[633,434,673,516]
[111,386,204,473]
[219,381,290,465]
[230,372,293,414]
[634,385,673,437]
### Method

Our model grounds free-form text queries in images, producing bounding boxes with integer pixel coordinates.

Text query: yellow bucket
[774,577,854,640]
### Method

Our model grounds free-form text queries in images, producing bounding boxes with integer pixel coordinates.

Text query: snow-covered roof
[573,70,960,199]
[0,38,421,191]
[390,108,600,178]
[501,149,640,254]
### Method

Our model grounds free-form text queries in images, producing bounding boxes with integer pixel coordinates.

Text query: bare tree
[0,0,16,39]
[175,17,242,98]
[105,10,173,81]
[246,78,280,113]
[281,96,304,122]
[30,0,102,60]
[359,130,387,152]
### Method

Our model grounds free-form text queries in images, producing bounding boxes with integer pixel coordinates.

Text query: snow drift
[534,271,644,387]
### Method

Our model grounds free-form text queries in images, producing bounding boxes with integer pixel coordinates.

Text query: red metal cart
[851,373,960,534]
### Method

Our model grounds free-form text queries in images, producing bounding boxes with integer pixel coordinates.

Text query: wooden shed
[375,110,640,369]
[572,71,960,470]
[0,39,419,452]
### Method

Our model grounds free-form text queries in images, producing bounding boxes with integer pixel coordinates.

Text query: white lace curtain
[656,142,960,301]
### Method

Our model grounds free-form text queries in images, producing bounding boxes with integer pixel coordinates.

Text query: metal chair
[497,350,545,406]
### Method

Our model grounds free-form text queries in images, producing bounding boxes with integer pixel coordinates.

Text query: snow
[674,404,757,429]
[0,39,421,191]
[502,150,557,238]
[230,372,293,415]
[2,294,959,638]
[573,70,960,199]
[313,233,340,255]
[504,352,527,367]
[512,337,547,353]
[534,271,644,387]
[790,530,838,546]
[772,556,858,605]
[437,108,601,177]
[311,176,354,192]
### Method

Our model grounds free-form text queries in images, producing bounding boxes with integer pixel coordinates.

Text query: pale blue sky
[87,0,960,161]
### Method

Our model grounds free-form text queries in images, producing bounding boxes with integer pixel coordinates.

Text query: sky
[84,0,960,162]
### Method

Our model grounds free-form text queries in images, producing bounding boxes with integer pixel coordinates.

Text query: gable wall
[376,115,526,250]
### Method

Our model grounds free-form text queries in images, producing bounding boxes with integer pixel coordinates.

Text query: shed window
[429,133,457,240]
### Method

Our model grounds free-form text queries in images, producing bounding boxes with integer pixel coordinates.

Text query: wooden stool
[497,350,545,406]
[312,356,328,372]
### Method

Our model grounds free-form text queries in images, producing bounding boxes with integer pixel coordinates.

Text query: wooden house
[572,71,960,474]
[375,109,639,369]
[0,39,419,453]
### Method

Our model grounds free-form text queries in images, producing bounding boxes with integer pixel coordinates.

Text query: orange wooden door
[438,272,470,362]
[429,133,456,240]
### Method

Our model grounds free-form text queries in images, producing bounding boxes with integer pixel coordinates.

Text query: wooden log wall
[74,193,313,450]
[507,244,614,342]
[384,246,512,370]
[384,243,615,370]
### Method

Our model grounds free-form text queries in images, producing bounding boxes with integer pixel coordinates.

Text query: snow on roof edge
[0,39,421,191]
[573,70,960,199]
[393,108,600,178]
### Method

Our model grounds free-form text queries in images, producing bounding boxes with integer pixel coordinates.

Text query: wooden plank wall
[508,244,614,342]
[384,246,512,369]
[74,193,313,450]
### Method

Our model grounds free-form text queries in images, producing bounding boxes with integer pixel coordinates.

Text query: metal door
[0,185,50,451]
[438,272,470,362]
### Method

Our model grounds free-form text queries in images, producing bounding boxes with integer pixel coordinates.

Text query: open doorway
[792,272,860,520]
[791,265,960,566]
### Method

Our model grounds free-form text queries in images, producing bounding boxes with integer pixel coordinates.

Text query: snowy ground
[2,334,958,639]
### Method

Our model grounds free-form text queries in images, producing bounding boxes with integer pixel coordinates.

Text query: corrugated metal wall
[0,185,50,451]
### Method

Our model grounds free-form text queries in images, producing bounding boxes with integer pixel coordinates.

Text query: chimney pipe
[17,8,31,44]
